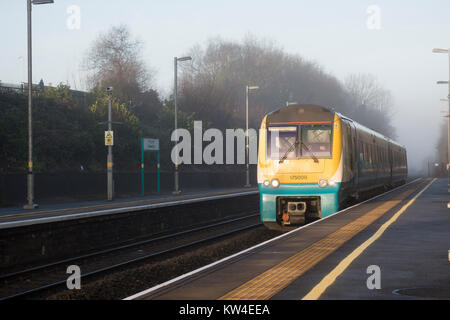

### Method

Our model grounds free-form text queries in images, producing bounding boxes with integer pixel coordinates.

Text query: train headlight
[318,178,328,188]
[271,179,280,189]
[328,179,337,187]
[263,180,270,187]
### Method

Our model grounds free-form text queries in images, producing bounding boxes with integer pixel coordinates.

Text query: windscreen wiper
[301,141,319,163]
[278,140,320,164]
[279,139,299,164]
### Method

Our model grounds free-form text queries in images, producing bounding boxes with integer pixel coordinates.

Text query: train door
[349,122,358,191]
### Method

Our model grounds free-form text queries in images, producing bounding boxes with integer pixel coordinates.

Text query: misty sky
[1,0,450,173]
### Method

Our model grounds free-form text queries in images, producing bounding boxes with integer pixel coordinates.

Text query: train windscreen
[301,125,332,157]
[267,124,332,160]
[267,127,298,160]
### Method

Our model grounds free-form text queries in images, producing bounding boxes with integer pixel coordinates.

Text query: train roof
[266,104,405,149]
[266,104,335,125]
[336,112,405,149]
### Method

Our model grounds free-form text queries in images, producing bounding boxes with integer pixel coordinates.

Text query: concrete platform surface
[0,187,258,225]
[132,178,449,300]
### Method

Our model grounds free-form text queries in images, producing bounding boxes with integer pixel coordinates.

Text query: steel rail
[0,214,261,300]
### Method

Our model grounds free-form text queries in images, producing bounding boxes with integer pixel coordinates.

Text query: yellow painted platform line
[219,183,423,300]
[302,178,436,300]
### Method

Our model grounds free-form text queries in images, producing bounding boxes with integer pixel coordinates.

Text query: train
[257,104,408,230]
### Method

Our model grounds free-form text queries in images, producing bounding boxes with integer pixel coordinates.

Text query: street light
[432,48,450,185]
[173,56,192,194]
[24,0,54,210]
[245,85,259,187]
[107,87,114,201]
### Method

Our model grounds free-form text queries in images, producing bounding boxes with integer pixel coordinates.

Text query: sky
[1,0,450,173]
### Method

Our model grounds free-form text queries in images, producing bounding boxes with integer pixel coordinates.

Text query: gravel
[46,227,281,300]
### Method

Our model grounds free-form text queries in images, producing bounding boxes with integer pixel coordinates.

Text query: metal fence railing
[0,168,257,207]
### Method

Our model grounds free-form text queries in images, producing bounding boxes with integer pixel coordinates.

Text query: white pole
[173,57,180,194]
[245,86,250,187]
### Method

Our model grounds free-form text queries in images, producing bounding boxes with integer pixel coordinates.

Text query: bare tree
[345,73,394,115]
[83,25,152,102]
[179,37,367,130]
[344,73,396,138]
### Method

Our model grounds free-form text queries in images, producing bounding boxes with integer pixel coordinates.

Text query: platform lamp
[24,0,55,210]
[245,85,259,187]
[433,48,450,185]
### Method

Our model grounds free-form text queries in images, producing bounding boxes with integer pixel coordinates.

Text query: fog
[1,0,449,175]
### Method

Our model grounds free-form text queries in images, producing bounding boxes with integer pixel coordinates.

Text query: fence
[0,167,257,207]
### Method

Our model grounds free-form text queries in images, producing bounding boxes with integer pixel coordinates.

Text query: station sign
[143,138,160,151]
[141,137,161,196]
[105,131,114,146]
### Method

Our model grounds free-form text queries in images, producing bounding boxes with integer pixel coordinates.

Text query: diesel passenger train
[258,104,408,230]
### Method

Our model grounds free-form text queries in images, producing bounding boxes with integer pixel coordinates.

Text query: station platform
[129,178,450,300]
[0,187,258,226]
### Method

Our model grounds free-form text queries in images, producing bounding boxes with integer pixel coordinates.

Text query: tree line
[0,25,397,173]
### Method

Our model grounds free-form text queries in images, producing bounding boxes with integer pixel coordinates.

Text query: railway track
[0,213,261,300]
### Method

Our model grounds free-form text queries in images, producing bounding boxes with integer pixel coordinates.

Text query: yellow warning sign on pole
[105,131,114,146]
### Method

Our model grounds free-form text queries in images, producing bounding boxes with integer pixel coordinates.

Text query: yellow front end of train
[258,105,344,229]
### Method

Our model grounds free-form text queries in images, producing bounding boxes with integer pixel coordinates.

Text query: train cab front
[257,104,343,231]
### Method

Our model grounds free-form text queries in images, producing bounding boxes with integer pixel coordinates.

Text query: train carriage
[258,104,407,230]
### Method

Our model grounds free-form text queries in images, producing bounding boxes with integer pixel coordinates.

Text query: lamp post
[24,0,54,210]
[173,56,192,194]
[245,85,259,187]
[107,87,114,201]
[432,48,450,184]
